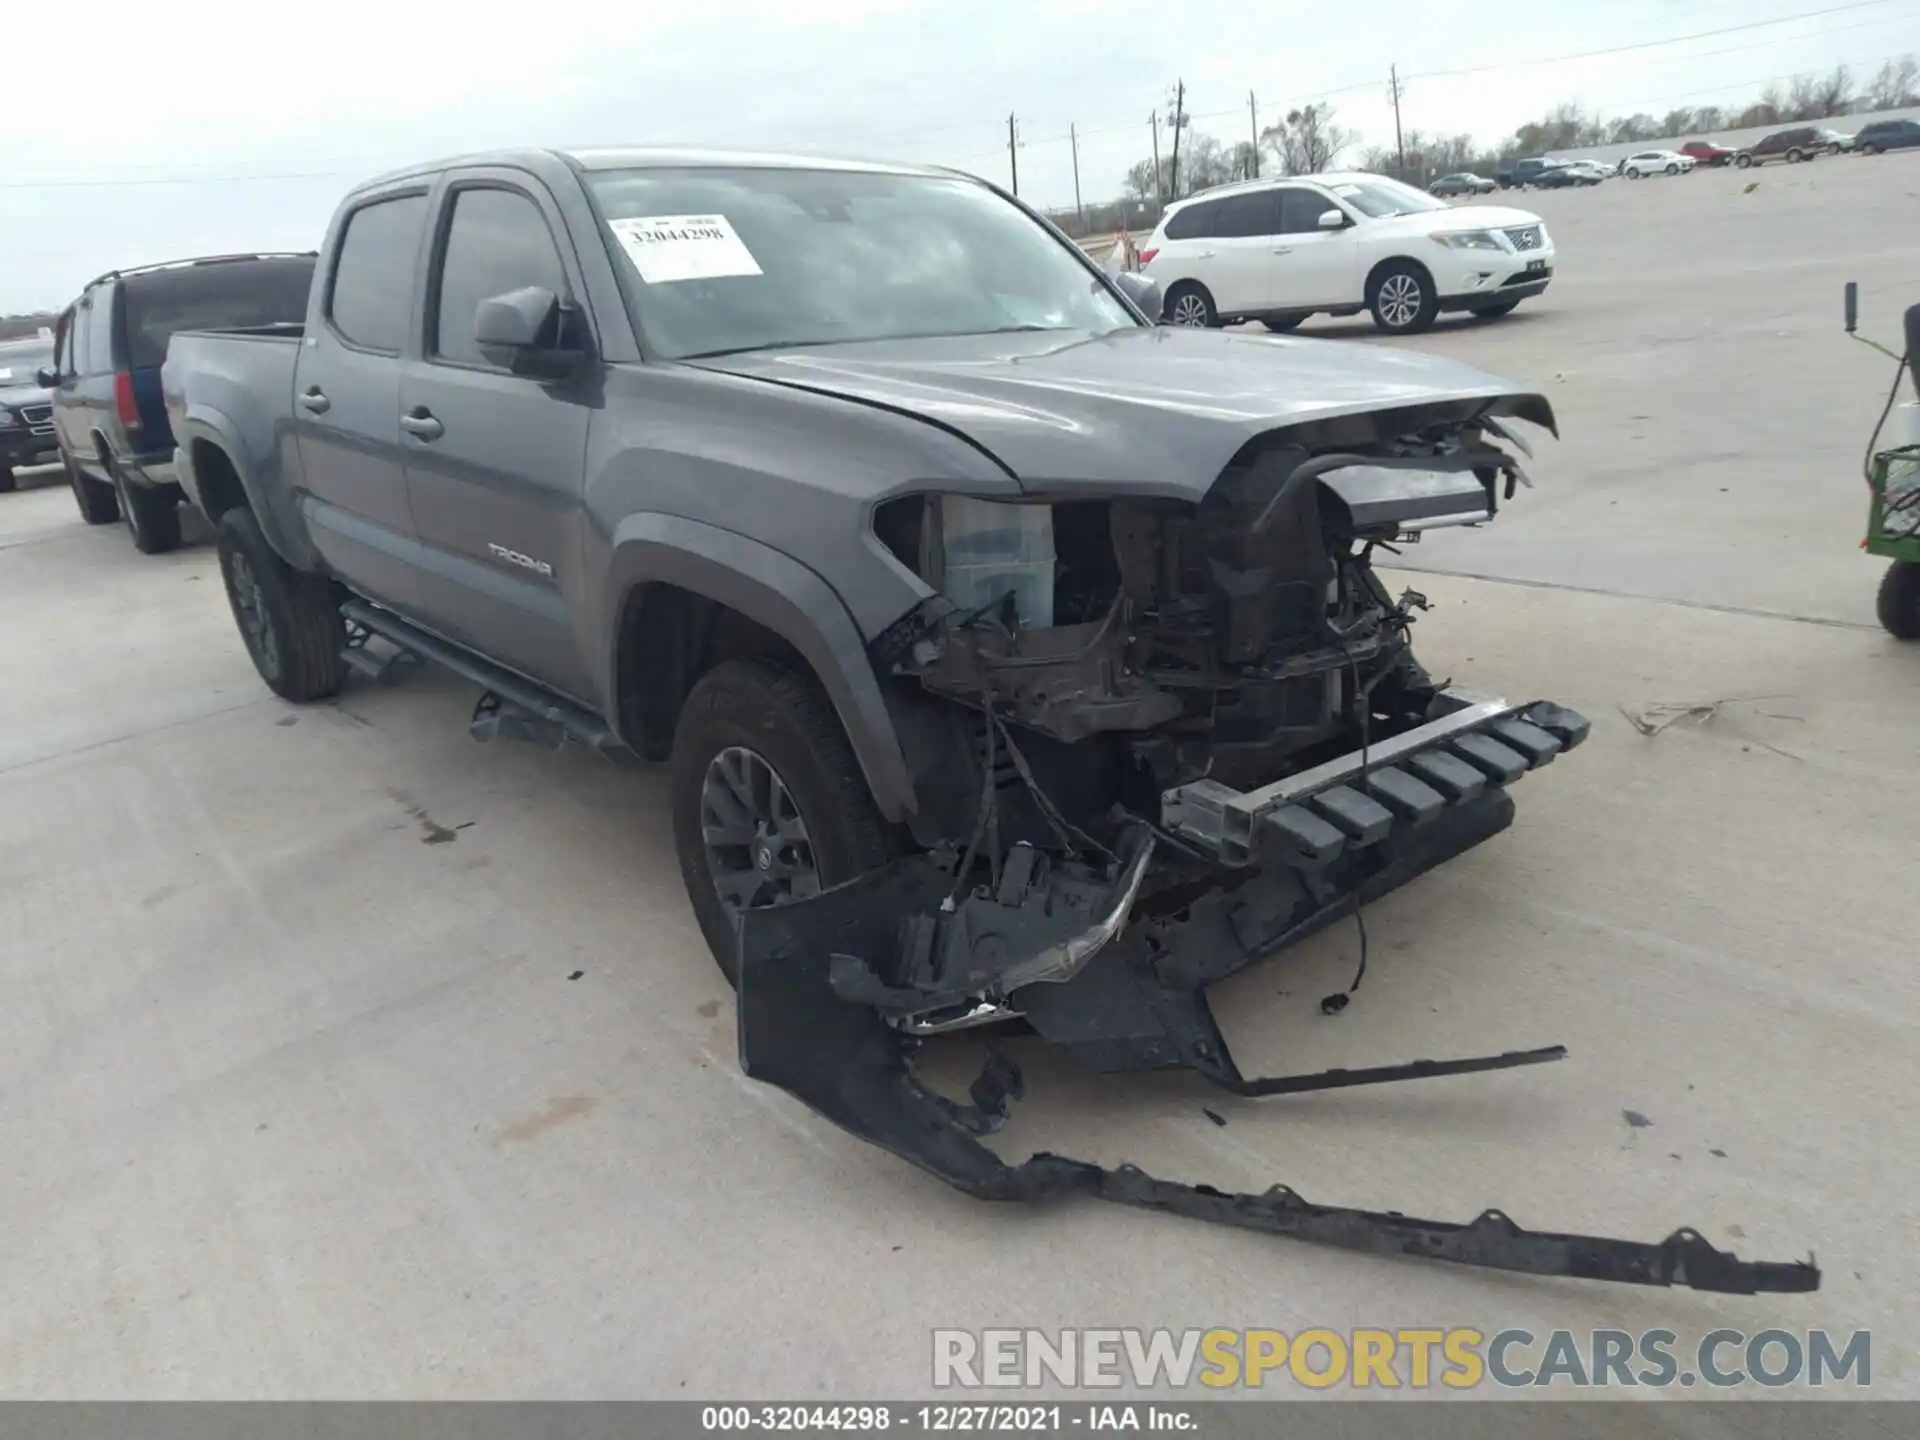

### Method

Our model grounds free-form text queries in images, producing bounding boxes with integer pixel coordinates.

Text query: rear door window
[83,293,116,374]
[1163,202,1215,240]
[121,257,315,371]
[430,187,567,367]
[329,193,430,353]
[1211,191,1280,239]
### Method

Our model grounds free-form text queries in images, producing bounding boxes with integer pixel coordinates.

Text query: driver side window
[431,187,566,369]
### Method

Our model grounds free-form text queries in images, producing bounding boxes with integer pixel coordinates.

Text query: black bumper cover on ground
[735,728,1820,1295]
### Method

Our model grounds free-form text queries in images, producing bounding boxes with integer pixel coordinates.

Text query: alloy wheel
[1377,273,1422,330]
[224,549,282,680]
[1169,292,1210,327]
[700,745,821,916]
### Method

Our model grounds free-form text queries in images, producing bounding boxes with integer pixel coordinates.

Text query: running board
[338,599,636,761]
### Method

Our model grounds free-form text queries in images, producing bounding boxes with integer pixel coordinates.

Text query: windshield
[586,166,1137,360]
[0,342,53,385]
[1325,176,1450,219]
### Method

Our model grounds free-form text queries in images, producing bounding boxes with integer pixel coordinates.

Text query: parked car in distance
[1816,128,1855,155]
[1679,140,1735,167]
[1141,171,1553,334]
[1853,118,1920,154]
[1733,127,1825,167]
[1494,156,1561,189]
[1429,172,1496,197]
[0,333,59,493]
[1620,149,1696,179]
[1550,161,1609,186]
[46,253,315,551]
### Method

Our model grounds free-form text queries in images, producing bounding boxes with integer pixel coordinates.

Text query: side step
[339,599,637,762]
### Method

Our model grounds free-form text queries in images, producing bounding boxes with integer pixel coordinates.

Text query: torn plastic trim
[735,886,1819,1295]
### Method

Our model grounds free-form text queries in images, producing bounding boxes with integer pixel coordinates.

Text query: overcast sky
[3,0,1913,310]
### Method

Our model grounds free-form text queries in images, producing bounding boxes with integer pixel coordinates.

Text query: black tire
[0,464,14,494]
[1826,143,1842,157]
[1786,148,1805,163]
[67,454,119,524]
[1162,282,1217,328]
[113,464,182,554]
[1861,143,1880,156]
[1472,299,1521,320]
[1665,163,1679,175]
[1734,152,1754,169]
[1877,561,1920,640]
[216,507,346,702]
[670,657,898,984]
[1626,168,1641,179]
[1261,314,1305,333]
[1367,261,1437,335]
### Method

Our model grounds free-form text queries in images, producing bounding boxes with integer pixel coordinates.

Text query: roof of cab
[352,145,954,193]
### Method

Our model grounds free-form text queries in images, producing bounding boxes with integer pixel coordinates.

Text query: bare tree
[1607,113,1659,144]
[1176,134,1237,195]
[1660,108,1696,138]
[1864,55,1919,110]
[1692,105,1726,132]
[1226,140,1259,181]
[1259,103,1353,175]
[1733,85,1786,128]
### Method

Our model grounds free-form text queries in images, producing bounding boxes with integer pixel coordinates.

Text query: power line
[3,1,1910,192]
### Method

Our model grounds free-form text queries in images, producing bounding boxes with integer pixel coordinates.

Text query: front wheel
[670,658,899,983]
[1878,561,1920,640]
[1860,143,1881,156]
[1734,153,1754,169]
[1368,262,1436,335]
[216,507,346,702]
[1163,283,1216,328]
[1626,168,1641,179]
[1665,163,1679,175]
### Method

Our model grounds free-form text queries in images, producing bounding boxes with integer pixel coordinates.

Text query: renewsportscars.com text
[932,1327,1870,1391]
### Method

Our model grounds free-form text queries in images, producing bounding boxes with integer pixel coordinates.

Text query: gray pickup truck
[161,146,1813,1293]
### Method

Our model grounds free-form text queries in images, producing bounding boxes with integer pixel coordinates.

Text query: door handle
[298,388,331,414]
[1271,246,1293,255]
[1195,250,1216,259]
[400,409,444,442]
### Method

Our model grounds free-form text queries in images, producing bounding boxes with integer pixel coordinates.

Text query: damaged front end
[736,401,1819,1293]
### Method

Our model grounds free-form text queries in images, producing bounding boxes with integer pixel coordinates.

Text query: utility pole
[1388,65,1408,180]
[1070,123,1084,227]
[1248,91,1260,178]
[1150,111,1162,202]
[1007,113,1019,196]
[1167,80,1187,200]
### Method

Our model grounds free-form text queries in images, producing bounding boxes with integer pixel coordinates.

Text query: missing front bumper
[735,877,1817,1294]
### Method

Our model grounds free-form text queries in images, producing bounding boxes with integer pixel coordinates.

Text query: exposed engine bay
[737,404,1819,1295]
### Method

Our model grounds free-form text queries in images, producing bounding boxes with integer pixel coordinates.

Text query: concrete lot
[1,156,1917,1407]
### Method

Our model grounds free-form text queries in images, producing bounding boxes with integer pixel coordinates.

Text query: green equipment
[1844,282,1920,638]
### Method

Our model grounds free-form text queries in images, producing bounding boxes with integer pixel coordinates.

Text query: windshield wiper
[678,338,846,361]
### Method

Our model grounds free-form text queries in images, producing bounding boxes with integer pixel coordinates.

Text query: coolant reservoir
[936,496,1055,629]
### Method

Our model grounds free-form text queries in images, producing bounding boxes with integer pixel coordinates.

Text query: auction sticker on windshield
[609,214,763,284]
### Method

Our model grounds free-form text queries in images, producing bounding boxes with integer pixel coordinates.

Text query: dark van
[47,253,314,551]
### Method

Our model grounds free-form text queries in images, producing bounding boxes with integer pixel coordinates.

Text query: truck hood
[688,325,1553,498]
[0,381,52,408]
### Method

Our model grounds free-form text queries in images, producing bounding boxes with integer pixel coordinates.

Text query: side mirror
[474,285,587,378]
[35,367,58,388]
[1112,270,1163,323]
[1317,209,1346,230]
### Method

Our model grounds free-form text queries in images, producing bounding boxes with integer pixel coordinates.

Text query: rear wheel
[216,507,346,701]
[1368,262,1436,335]
[1163,283,1216,328]
[1734,152,1754,169]
[670,658,898,983]
[1878,561,1920,640]
[68,455,119,525]
[113,465,182,555]
[1786,148,1806,163]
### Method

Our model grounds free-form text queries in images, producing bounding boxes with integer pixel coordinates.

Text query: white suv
[1620,149,1695,178]
[1139,172,1555,335]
